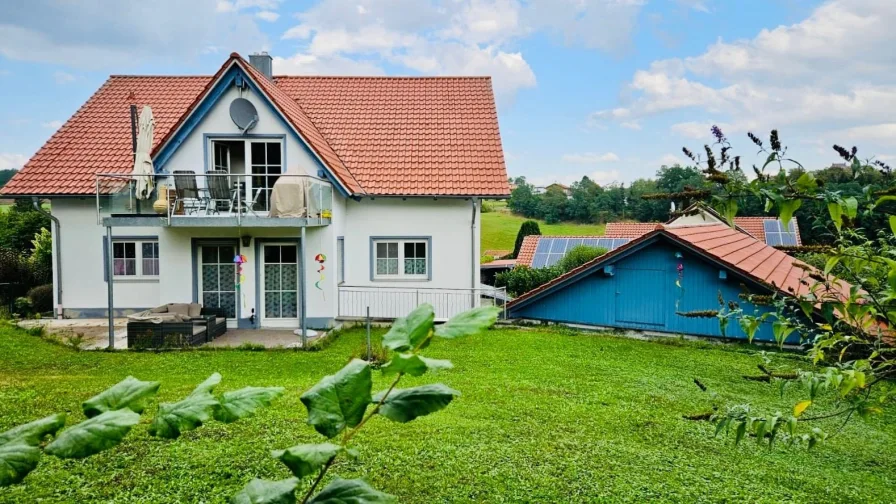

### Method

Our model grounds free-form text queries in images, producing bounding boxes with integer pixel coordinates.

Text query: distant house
[506,206,818,342]
[546,183,571,197]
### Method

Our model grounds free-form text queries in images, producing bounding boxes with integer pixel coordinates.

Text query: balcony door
[250,141,282,212]
[207,138,280,211]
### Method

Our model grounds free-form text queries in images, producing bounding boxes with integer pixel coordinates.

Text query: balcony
[96,172,333,228]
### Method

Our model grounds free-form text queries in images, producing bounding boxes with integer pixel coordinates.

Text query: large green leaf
[45,409,139,459]
[149,389,220,439]
[382,304,434,351]
[308,478,395,504]
[381,354,453,377]
[843,196,858,219]
[192,372,222,397]
[778,199,802,232]
[890,215,896,237]
[0,442,41,487]
[0,413,66,446]
[82,376,161,418]
[434,306,499,340]
[272,443,341,479]
[300,359,372,438]
[373,384,459,423]
[231,478,298,504]
[827,202,843,233]
[214,387,285,423]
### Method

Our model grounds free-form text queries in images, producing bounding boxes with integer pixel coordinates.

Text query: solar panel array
[530,237,630,268]
[763,219,799,246]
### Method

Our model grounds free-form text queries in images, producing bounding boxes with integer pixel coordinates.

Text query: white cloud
[41,120,63,130]
[621,121,641,130]
[0,153,27,171]
[276,0,645,102]
[528,169,623,187]
[660,154,683,165]
[256,10,280,22]
[53,71,75,84]
[562,152,620,163]
[0,0,267,68]
[593,0,896,155]
[273,53,385,76]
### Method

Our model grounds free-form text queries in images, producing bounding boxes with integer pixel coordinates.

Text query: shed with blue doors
[507,232,792,343]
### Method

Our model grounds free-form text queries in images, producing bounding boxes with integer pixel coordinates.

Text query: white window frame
[372,238,430,280]
[206,137,284,211]
[112,240,159,278]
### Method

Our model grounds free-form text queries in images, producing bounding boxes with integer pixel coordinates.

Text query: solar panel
[763,219,797,246]
[613,238,630,248]
[535,238,553,254]
[583,238,600,247]
[567,238,584,248]
[550,238,568,253]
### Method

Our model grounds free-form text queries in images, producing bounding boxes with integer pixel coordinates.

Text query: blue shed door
[614,269,668,327]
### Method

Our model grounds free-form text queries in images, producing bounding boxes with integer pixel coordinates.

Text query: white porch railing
[338,286,508,320]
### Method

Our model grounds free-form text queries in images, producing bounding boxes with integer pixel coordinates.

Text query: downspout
[32,197,62,319]
[471,198,478,308]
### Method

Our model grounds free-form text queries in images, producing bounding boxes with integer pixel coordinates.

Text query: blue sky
[1,0,893,187]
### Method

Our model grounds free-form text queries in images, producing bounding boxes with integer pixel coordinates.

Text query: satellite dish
[230,98,258,133]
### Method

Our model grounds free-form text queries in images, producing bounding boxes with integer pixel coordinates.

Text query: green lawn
[0,325,894,503]
[481,208,607,251]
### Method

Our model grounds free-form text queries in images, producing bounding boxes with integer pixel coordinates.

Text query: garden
[0,319,893,503]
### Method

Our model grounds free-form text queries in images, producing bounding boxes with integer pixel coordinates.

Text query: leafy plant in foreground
[231,304,500,503]
[0,373,283,486]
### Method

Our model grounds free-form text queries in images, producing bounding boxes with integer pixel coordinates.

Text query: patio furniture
[231,180,264,216]
[172,170,207,215]
[206,169,233,215]
[269,176,309,218]
[126,302,228,349]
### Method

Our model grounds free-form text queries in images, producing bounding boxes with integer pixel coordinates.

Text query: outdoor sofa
[126,303,227,349]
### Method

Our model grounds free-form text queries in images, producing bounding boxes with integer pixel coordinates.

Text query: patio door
[261,243,299,328]
[250,141,282,211]
[199,245,237,318]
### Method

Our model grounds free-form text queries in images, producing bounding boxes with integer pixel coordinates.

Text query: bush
[511,220,541,258]
[497,245,607,297]
[0,247,51,311]
[14,297,33,317]
[0,202,50,254]
[27,284,53,313]
[30,228,52,272]
[481,255,495,264]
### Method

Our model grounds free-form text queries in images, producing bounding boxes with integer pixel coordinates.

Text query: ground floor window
[200,245,236,318]
[112,240,159,277]
[373,238,429,279]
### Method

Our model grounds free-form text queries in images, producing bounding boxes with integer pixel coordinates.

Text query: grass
[481,202,606,251]
[0,325,894,503]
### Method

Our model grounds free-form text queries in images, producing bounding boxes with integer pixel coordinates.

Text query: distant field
[481,201,606,251]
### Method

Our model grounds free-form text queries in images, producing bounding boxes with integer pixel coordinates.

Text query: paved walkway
[204,328,323,349]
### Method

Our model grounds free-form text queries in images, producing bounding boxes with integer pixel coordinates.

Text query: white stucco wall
[51,198,161,315]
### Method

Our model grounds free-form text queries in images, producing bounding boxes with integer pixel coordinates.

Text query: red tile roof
[515,235,540,267]
[604,222,659,238]
[508,224,829,309]
[2,54,509,197]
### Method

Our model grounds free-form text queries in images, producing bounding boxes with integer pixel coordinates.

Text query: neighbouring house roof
[515,234,542,267]
[1,53,510,198]
[514,235,636,267]
[483,249,512,259]
[508,223,827,310]
[605,216,801,245]
[481,258,516,269]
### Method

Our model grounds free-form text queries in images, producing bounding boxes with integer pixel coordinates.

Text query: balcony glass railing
[95,172,333,226]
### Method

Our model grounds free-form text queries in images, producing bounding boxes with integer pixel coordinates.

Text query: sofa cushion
[167,303,191,316]
[188,303,202,317]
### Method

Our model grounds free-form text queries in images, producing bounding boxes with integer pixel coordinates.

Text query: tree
[507,177,540,218]
[0,202,50,254]
[511,220,541,259]
[0,169,18,189]
[668,126,896,449]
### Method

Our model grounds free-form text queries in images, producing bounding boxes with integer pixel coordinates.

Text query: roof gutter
[471,198,479,308]
[32,197,62,319]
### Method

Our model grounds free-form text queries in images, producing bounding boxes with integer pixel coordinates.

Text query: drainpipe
[471,198,478,308]
[32,197,63,319]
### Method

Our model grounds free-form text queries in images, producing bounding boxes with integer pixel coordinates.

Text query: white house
[1,52,510,332]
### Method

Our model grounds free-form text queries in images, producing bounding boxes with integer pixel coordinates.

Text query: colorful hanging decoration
[314,253,327,300]
[233,254,247,288]
[674,251,684,311]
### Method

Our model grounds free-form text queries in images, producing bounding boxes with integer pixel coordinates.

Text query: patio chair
[206,170,233,215]
[172,170,207,215]
[231,181,264,216]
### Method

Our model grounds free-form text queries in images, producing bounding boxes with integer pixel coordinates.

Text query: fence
[338,286,508,320]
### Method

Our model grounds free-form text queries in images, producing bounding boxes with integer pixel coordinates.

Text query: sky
[1,0,894,187]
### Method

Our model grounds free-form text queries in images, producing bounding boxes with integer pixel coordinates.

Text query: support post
[105,226,115,349]
[366,306,371,361]
[299,227,307,348]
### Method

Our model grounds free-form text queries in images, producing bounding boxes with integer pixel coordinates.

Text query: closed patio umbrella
[133,105,155,200]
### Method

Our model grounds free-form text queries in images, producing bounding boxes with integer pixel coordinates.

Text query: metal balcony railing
[95,172,333,226]
[337,285,508,320]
